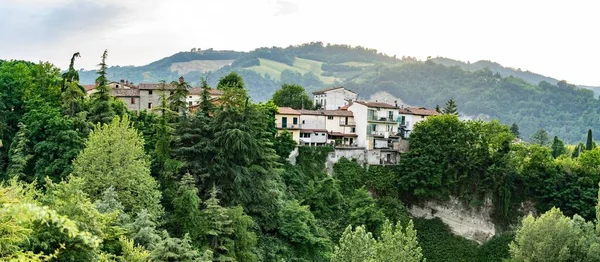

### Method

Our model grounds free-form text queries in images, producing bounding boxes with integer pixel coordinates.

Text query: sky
[1,0,599,86]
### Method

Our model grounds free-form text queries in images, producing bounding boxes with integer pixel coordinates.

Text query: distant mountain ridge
[78,43,600,143]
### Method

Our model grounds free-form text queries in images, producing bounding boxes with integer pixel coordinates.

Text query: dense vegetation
[4,51,600,261]
[78,43,600,143]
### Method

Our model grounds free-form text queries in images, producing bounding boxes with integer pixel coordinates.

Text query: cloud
[274,0,298,16]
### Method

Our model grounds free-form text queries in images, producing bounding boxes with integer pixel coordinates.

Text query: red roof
[300,129,328,133]
[83,85,96,92]
[354,101,398,109]
[329,132,358,137]
[398,107,440,116]
[277,107,301,115]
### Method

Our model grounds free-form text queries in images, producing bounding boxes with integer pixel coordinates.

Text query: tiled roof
[277,107,301,115]
[354,101,398,109]
[83,85,96,92]
[399,107,440,116]
[297,109,354,117]
[312,86,356,95]
[188,87,224,96]
[111,89,140,97]
[138,83,177,90]
[329,132,358,137]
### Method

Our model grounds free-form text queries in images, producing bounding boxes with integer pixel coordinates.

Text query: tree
[442,98,458,115]
[278,200,332,260]
[572,142,585,158]
[227,206,258,262]
[88,50,115,125]
[62,81,86,117]
[509,208,595,261]
[217,72,245,89]
[71,115,162,216]
[150,232,209,262]
[347,188,386,234]
[61,52,81,90]
[128,210,162,250]
[376,220,424,261]
[586,129,594,150]
[198,78,215,116]
[171,174,203,241]
[551,136,566,158]
[530,128,550,146]
[510,123,520,138]
[169,76,190,116]
[332,225,377,262]
[271,84,313,109]
[273,130,296,158]
[435,104,441,113]
[202,185,234,261]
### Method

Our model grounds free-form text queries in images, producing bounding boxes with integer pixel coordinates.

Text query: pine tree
[442,98,458,115]
[171,174,204,241]
[6,123,32,180]
[199,78,215,116]
[168,76,190,116]
[128,209,162,250]
[88,50,115,125]
[61,52,81,91]
[202,185,234,260]
[586,129,594,150]
[551,136,566,158]
[61,81,86,117]
[150,232,207,262]
[510,123,521,138]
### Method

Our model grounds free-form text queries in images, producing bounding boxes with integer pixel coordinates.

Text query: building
[347,101,402,165]
[398,106,440,137]
[187,87,224,107]
[138,83,177,111]
[297,109,357,146]
[312,86,358,110]
[275,107,301,143]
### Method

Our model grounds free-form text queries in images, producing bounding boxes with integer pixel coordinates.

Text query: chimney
[125,80,129,85]
[120,79,124,84]
[179,76,184,84]
[394,100,398,107]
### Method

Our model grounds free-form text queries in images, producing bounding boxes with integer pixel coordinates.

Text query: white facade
[347,101,399,150]
[313,87,358,110]
[398,107,440,137]
[298,109,357,146]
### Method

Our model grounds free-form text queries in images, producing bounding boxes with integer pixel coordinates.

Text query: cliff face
[409,197,496,243]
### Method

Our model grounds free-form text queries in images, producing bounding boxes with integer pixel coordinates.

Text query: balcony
[276,122,300,130]
[339,119,356,126]
[367,116,397,123]
[367,130,400,138]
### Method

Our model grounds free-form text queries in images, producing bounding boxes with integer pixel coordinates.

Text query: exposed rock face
[409,197,495,243]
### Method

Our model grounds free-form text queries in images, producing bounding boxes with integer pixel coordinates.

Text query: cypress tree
[586,129,594,150]
[199,78,214,116]
[169,77,190,116]
[510,123,520,138]
[551,136,566,158]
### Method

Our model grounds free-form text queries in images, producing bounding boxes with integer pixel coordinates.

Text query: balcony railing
[367,130,400,137]
[367,116,396,123]
[339,119,356,126]
[275,122,300,129]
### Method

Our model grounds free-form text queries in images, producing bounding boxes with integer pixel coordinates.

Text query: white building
[347,101,402,165]
[297,109,357,146]
[312,86,358,110]
[187,87,223,106]
[398,106,440,137]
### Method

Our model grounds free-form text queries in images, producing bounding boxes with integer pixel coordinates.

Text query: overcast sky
[2,0,599,85]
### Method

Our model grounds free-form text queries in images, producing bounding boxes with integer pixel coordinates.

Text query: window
[131,97,135,104]
[282,117,288,128]
[116,84,119,88]
[421,115,425,118]
[189,96,192,98]
[188,101,192,106]
[368,110,376,120]
[302,120,305,124]
[149,90,153,95]
[400,116,406,125]
[322,133,326,136]
[293,117,298,125]
[351,127,356,133]
[388,111,394,120]
[148,103,152,109]
[301,133,310,138]
[327,116,334,120]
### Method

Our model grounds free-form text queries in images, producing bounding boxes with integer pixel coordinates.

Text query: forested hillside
[76,43,600,143]
[4,56,600,261]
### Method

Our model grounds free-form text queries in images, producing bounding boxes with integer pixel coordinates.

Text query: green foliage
[413,218,477,262]
[89,50,116,125]
[530,128,550,146]
[273,130,296,158]
[168,77,191,116]
[332,158,365,196]
[278,200,332,261]
[347,188,386,235]
[332,225,376,262]
[128,210,162,250]
[509,208,600,261]
[510,123,520,138]
[477,232,514,262]
[272,84,313,109]
[72,116,162,216]
[202,186,234,260]
[551,136,566,158]
[586,129,594,150]
[171,174,204,241]
[150,232,208,262]
[442,98,458,115]
[217,71,245,89]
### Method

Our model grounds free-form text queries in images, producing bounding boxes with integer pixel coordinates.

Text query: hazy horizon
[2,0,599,86]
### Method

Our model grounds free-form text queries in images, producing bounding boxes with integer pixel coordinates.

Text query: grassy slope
[246,58,341,84]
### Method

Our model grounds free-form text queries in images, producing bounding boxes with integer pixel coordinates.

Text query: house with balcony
[297,109,357,147]
[398,106,440,138]
[347,101,402,165]
[312,86,358,110]
[276,107,301,143]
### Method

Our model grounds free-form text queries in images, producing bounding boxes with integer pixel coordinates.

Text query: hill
[78,43,600,143]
